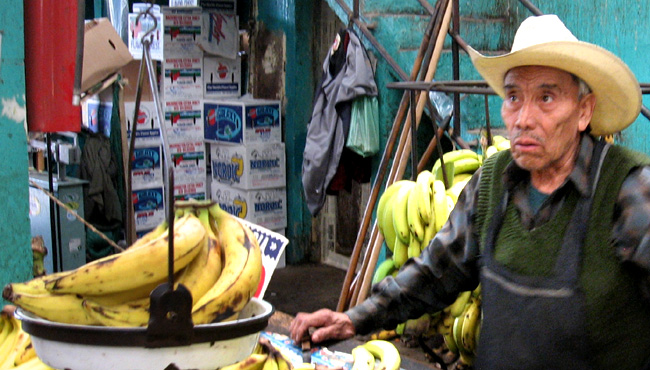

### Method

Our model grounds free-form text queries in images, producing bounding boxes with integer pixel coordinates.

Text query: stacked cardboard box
[127,1,287,266]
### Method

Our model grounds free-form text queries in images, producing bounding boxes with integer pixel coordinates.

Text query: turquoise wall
[0,2,31,304]
[256,0,315,263]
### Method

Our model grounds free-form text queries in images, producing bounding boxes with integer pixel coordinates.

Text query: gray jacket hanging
[301,30,378,216]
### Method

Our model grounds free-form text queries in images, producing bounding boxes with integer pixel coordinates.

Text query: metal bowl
[16,298,274,370]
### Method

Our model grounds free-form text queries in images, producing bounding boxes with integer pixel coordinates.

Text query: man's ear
[578,93,596,132]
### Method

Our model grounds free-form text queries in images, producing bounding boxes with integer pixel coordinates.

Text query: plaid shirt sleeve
[346,171,483,335]
[612,165,650,299]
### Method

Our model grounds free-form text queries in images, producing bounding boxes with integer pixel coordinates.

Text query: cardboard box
[204,98,282,144]
[210,142,286,189]
[162,57,203,100]
[132,187,166,231]
[82,97,113,136]
[163,99,204,143]
[82,18,134,93]
[200,12,239,59]
[210,181,287,229]
[173,179,207,200]
[203,55,241,98]
[168,140,207,183]
[169,0,236,13]
[128,8,164,61]
[131,145,164,190]
[125,101,162,147]
[162,7,203,56]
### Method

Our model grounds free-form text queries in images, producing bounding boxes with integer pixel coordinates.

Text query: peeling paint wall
[0,2,31,304]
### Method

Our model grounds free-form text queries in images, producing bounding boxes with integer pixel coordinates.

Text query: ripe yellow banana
[391,181,416,244]
[433,180,449,232]
[432,149,479,179]
[415,170,434,224]
[261,354,279,370]
[5,291,98,325]
[361,340,401,370]
[460,300,481,354]
[191,204,262,325]
[3,271,71,296]
[407,233,422,259]
[378,181,413,253]
[126,220,168,251]
[0,317,31,369]
[175,208,223,303]
[446,176,471,204]
[44,214,205,295]
[14,342,37,366]
[495,139,511,151]
[81,298,150,327]
[351,345,375,370]
[406,180,425,242]
[83,277,167,306]
[0,315,19,366]
[392,236,408,268]
[275,353,291,370]
[220,354,269,370]
[484,145,498,159]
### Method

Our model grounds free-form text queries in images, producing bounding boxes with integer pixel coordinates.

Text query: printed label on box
[204,99,282,144]
[210,183,287,229]
[162,7,203,56]
[128,12,163,61]
[126,101,162,146]
[173,180,206,198]
[203,55,241,98]
[170,0,236,13]
[169,141,206,182]
[132,187,166,231]
[132,146,164,189]
[210,142,286,189]
[163,100,204,142]
[162,57,203,100]
[200,12,238,58]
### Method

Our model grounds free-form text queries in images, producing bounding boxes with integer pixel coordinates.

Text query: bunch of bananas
[2,201,262,327]
[375,148,483,273]
[433,285,482,366]
[220,337,296,370]
[0,306,54,370]
[350,339,401,370]
[483,135,511,159]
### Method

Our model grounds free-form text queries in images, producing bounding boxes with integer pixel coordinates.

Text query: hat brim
[468,41,641,136]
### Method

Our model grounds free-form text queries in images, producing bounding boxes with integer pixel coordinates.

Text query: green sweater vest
[477,146,650,369]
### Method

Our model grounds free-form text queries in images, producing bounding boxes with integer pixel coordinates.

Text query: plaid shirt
[346,134,650,335]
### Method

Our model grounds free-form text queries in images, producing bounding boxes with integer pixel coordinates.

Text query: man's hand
[289,308,356,344]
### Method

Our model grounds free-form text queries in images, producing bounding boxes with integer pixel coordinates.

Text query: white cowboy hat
[467,14,641,136]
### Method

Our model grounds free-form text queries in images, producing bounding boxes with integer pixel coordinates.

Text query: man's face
[501,66,595,174]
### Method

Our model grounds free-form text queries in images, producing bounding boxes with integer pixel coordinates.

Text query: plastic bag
[346,95,380,157]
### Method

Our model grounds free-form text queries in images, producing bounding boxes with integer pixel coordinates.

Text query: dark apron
[475,142,607,370]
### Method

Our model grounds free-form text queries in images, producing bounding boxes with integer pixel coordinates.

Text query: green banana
[372,258,396,285]
[392,181,416,244]
[460,300,481,354]
[449,291,472,317]
[452,157,481,175]
[377,180,410,253]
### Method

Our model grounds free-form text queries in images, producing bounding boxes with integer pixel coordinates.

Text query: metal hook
[135,1,158,43]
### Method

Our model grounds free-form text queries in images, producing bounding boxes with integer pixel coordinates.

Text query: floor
[263,263,347,316]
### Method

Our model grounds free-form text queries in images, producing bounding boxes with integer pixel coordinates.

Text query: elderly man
[290,15,650,369]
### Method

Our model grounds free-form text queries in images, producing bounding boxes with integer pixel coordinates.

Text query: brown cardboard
[81,18,133,93]
[120,59,155,102]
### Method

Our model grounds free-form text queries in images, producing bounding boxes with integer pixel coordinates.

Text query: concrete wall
[0,2,31,304]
